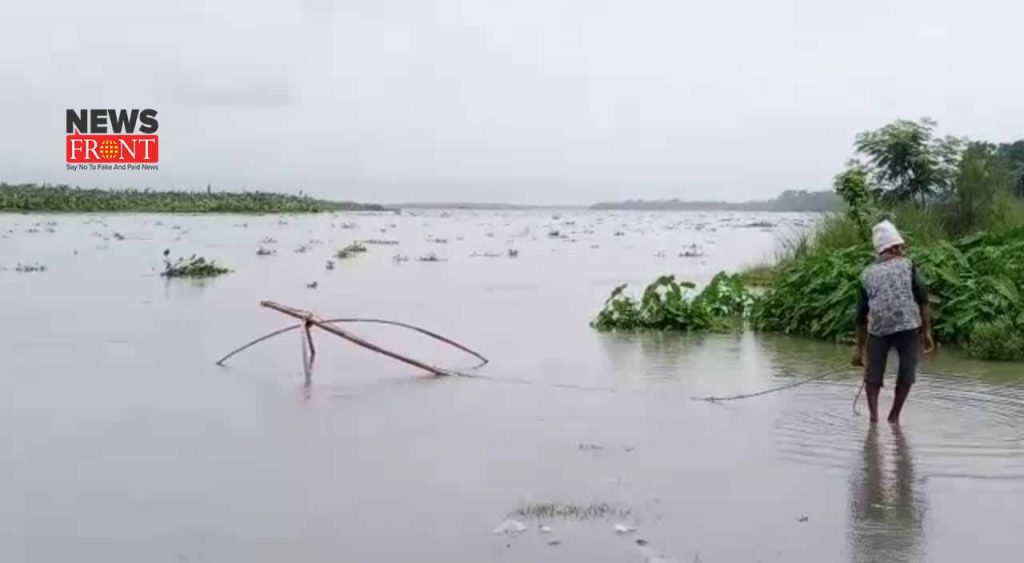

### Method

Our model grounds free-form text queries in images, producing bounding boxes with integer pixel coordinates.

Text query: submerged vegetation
[14,262,48,273]
[161,251,231,278]
[0,183,389,213]
[511,502,631,521]
[595,119,1024,361]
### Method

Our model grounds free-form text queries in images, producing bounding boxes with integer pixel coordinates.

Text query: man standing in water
[853,220,935,424]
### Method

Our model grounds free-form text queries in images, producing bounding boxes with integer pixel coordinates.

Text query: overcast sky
[2,0,1022,204]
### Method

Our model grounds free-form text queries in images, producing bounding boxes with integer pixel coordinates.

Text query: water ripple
[775,372,1024,482]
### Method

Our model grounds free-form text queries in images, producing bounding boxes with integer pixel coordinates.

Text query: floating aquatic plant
[511,502,631,521]
[15,262,47,273]
[161,250,231,278]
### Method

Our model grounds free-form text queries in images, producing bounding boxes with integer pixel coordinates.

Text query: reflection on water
[848,426,925,563]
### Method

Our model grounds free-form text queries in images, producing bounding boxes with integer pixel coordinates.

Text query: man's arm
[913,265,935,353]
[920,302,934,353]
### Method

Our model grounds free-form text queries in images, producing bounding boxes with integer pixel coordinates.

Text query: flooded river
[2,210,1023,562]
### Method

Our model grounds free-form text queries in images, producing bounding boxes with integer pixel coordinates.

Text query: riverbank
[0,183,390,213]
[594,119,1024,361]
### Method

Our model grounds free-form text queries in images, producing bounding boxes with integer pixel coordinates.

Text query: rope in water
[439,367,618,392]
[690,364,854,403]
[216,306,613,392]
[852,381,865,415]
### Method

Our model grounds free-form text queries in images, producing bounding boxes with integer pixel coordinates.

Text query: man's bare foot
[887,415,899,424]
[870,416,878,424]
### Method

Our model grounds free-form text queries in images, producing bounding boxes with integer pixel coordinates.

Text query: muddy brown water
[1,210,1023,562]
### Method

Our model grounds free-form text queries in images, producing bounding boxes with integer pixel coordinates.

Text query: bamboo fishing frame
[215,301,488,378]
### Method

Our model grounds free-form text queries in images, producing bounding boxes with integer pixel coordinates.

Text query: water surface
[1,210,1022,562]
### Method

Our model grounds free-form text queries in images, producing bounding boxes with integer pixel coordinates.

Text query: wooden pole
[215,317,488,369]
[260,301,446,376]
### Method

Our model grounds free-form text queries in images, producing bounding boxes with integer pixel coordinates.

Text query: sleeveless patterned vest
[861,256,921,337]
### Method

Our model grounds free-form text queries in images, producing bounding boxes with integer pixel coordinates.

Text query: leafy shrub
[747,228,1024,355]
[591,284,644,330]
[592,273,754,332]
[694,272,756,318]
[751,245,873,342]
[912,232,1024,345]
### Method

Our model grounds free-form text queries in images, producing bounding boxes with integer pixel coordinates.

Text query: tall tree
[853,118,962,207]
[945,142,1014,235]
[833,163,878,240]
[996,140,1024,197]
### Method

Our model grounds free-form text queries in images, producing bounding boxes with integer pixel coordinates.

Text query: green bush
[750,245,872,342]
[967,320,1024,361]
[744,229,1024,352]
[592,272,753,332]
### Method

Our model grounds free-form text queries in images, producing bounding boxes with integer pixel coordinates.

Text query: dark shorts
[865,328,919,389]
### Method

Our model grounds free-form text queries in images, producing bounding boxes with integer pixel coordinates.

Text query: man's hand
[851,347,865,367]
[922,332,935,355]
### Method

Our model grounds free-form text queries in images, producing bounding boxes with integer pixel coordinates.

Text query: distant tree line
[590,189,841,212]
[0,183,389,213]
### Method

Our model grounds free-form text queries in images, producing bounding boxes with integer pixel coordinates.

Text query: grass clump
[738,262,777,287]
[967,320,1024,361]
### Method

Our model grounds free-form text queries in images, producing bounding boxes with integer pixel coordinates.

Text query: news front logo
[65,109,160,171]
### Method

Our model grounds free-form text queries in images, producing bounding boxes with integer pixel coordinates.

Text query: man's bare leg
[865,383,881,423]
[888,384,911,424]
[888,329,919,425]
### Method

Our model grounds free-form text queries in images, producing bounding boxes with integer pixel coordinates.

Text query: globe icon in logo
[98,139,119,160]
